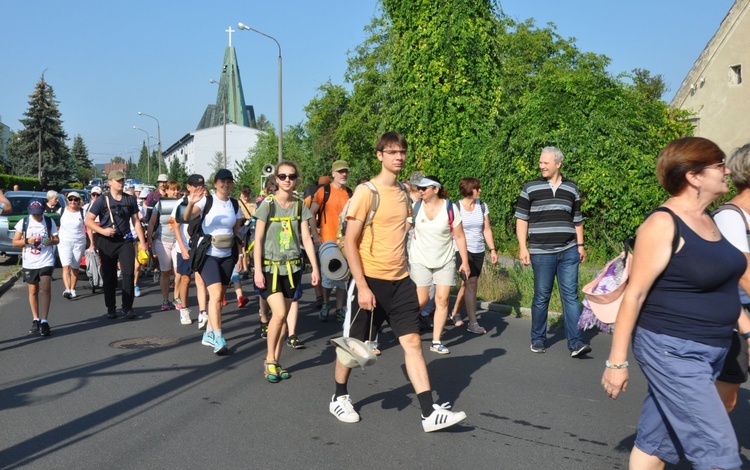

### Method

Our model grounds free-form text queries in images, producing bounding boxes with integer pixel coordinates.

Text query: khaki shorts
[409,261,456,287]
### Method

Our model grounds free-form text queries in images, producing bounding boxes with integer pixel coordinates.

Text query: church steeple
[197,27,253,130]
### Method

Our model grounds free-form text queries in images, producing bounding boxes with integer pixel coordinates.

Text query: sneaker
[69,290,77,299]
[319,304,330,322]
[430,342,450,355]
[260,322,269,338]
[161,300,172,311]
[221,296,227,307]
[201,331,215,347]
[466,322,486,335]
[106,311,118,319]
[40,322,51,336]
[134,286,141,297]
[570,344,592,358]
[422,403,467,432]
[180,308,192,325]
[286,335,306,349]
[237,295,250,308]
[198,311,208,330]
[315,295,324,308]
[335,309,346,322]
[213,336,229,355]
[63,290,71,299]
[117,269,122,279]
[530,341,546,354]
[124,309,136,320]
[29,319,41,334]
[329,394,360,423]
[173,298,182,310]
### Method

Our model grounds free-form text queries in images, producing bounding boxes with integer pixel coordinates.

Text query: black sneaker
[124,309,137,320]
[106,311,118,319]
[570,344,592,358]
[40,322,51,336]
[29,319,41,334]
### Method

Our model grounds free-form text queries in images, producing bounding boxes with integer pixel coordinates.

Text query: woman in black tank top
[601,137,745,469]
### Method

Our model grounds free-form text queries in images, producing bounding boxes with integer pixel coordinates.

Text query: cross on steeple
[226,26,235,47]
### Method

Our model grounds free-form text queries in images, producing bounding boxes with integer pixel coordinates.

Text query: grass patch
[474,255,599,317]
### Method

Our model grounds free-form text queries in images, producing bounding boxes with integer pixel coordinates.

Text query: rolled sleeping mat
[319,241,349,281]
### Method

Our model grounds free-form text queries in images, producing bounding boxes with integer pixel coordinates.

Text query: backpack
[319,183,353,225]
[412,198,455,235]
[579,207,680,333]
[257,194,305,289]
[336,181,412,259]
[187,195,240,240]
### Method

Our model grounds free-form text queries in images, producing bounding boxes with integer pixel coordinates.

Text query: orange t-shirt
[346,182,410,281]
[313,184,350,243]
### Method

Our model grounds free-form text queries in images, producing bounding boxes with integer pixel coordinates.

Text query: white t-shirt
[195,196,241,258]
[714,206,750,304]
[409,199,462,269]
[454,200,489,253]
[58,208,87,242]
[15,216,58,269]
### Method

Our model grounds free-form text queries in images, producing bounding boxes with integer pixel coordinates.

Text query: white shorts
[153,238,175,271]
[58,238,86,268]
[409,261,456,287]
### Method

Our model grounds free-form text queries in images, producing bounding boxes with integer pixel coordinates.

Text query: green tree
[631,68,668,101]
[167,156,189,186]
[125,157,137,179]
[70,134,93,181]
[14,74,73,188]
[135,142,149,182]
[111,156,126,164]
[255,114,271,131]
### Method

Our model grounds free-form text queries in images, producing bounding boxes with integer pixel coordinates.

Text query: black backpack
[188,195,240,272]
[318,183,353,225]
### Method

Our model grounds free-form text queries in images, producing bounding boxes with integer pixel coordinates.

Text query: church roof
[197,42,252,130]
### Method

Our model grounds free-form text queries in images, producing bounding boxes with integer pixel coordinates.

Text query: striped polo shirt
[514,176,582,254]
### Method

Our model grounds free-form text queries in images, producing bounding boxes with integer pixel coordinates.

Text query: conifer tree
[167,156,189,186]
[15,74,73,188]
[71,134,94,182]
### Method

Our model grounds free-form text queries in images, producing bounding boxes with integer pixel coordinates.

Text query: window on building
[730,65,742,85]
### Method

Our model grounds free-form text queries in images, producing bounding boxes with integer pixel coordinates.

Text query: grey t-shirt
[254,196,312,275]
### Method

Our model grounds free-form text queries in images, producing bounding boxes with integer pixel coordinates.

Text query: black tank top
[637,213,746,346]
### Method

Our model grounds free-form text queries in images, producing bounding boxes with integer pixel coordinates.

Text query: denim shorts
[632,327,740,470]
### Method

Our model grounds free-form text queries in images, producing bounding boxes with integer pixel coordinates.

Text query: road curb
[0,266,22,297]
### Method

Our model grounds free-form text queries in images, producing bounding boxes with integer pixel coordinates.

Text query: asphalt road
[0,271,748,470]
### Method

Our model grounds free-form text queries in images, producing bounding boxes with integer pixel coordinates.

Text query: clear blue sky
[0,0,735,164]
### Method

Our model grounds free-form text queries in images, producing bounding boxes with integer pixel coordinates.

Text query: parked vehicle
[0,191,64,257]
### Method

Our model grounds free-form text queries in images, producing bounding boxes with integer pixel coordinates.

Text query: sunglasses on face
[417,186,432,191]
[68,197,80,202]
[277,173,298,181]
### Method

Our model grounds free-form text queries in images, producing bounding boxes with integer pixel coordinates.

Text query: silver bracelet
[605,360,629,369]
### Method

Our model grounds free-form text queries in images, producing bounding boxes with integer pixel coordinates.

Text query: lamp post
[238,22,283,164]
[138,112,162,175]
[132,126,152,182]
[209,79,228,168]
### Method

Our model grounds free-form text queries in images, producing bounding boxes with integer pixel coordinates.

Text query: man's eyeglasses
[382,150,407,156]
[277,173,298,181]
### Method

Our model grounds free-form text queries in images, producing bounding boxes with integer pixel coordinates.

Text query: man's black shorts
[348,276,420,342]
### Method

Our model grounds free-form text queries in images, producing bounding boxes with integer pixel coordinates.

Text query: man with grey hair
[514,146,591,357]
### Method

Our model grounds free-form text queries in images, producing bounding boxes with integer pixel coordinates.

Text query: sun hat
[414,176,441,188]
[331,337,377,369]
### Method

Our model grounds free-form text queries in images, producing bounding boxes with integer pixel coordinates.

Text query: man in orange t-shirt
[311,160,352,322]
[327,132,466,433]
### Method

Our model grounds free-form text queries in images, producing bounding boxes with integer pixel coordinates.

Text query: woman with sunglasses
[254,162,320,382]
[58,192,87,299]
[409,176,470,355]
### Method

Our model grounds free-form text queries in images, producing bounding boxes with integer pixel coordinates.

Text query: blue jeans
[530,246,584,350]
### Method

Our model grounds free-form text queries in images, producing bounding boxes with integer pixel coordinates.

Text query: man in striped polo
[515,146,592,358]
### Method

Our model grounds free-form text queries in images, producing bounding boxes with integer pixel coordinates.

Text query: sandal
[264,361,280,383]
[277,364,291,380]
[286,334,306,349]
[451,314,464,327]
[260,321,269,338]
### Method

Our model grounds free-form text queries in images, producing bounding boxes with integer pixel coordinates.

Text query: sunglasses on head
[277,173,298,181]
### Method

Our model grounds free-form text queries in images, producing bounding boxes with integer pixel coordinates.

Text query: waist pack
[211,234,235,249]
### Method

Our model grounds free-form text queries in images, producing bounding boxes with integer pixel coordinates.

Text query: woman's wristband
[488,247,496,251]
[605,360,629,369]
[577,243,584,247]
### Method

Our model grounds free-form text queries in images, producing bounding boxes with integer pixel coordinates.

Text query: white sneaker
[329,394,360,423]
[180,308,192,325]
[422,403,466,432]
[198,311,208,330]
[70,290,77,299]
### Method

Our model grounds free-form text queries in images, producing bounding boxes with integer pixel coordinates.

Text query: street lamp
[132,126,153,182]
[210,79,228,168]
[138,112,162,175]
[237,22,283,164]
